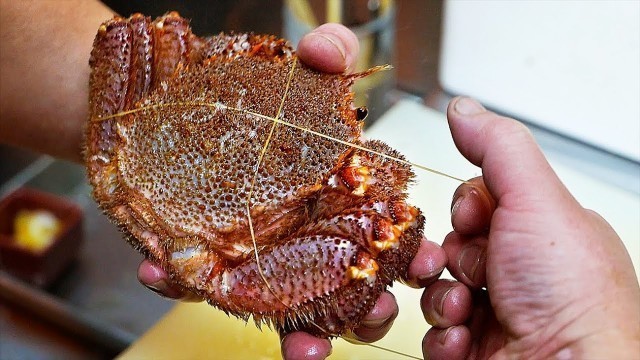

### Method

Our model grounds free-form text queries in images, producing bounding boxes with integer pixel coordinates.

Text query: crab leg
[87,12,195,246]
[203,235,382,335]
[87,13,182,202]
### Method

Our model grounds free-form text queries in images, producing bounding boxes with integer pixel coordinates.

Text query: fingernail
[309,32,347,66]
[417,264,444,282]
[360,317,389,329]
[438,327,452,345]
[451,194,464,215]
[432,285,454,318]
[454,97,485,115]
[143,280,203,302]
[458,245,486,284]
[145,279,187,300]
[145,279,169,294]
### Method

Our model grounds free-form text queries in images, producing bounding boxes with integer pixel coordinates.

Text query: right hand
[421,97,640,359]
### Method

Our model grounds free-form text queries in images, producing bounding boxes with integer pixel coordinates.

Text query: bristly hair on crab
[85,11,465,359]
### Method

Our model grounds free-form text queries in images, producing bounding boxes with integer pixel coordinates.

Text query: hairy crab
[85,12,424,337]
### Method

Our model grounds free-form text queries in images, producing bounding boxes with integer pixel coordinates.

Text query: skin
[0,0,112,162]
[2,1,638,359]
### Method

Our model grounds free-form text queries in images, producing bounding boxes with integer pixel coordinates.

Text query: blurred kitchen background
[1,1,638,359]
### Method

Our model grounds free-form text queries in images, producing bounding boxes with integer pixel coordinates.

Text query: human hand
[421,97,640,359]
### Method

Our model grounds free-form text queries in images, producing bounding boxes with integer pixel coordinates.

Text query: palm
[487,192,598,336]
[427,180,614,359]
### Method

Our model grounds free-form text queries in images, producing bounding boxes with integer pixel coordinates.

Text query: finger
[447,97,573,206]
[281,332,332,360]
[350,291,398,342]
[137,259,202,302]
[404,238,447,288]
[442,232,487,288]
[451,177,496,235]
[466,290,506,359]
[421,280,473,328]
[422,325,471,360]
[297,23,359,73]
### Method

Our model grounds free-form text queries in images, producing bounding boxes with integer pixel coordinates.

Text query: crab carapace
[85,12,424,337]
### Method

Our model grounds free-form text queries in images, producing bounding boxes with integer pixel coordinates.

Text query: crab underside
[85,12,424,337]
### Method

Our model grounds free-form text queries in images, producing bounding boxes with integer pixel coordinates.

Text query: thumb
[297,23,359,73]
[447,97,573,206]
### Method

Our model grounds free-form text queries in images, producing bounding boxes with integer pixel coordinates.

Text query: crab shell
[85,12,424,337]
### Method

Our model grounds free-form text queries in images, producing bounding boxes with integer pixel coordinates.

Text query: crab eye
[356,107,368,121]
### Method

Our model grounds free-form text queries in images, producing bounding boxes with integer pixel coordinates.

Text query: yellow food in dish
[14,209,61,252]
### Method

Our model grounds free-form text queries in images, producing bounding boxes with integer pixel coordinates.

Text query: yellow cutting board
[118,286,429,360]
[118,101,640,359]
